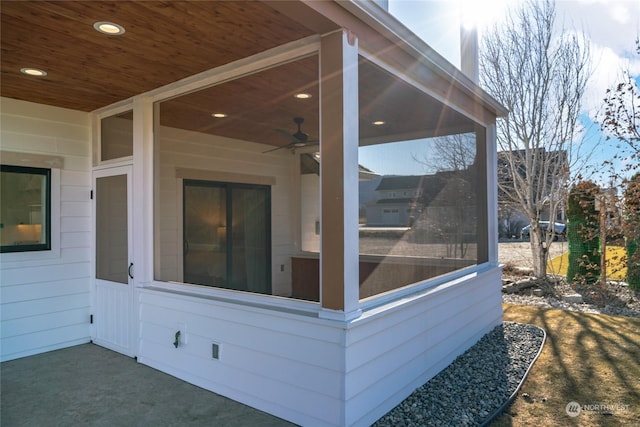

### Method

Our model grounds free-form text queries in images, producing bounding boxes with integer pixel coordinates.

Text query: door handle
[128,263,134,279]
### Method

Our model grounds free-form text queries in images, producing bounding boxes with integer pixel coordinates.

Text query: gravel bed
[374,322,545,427]
[502,275,640,318]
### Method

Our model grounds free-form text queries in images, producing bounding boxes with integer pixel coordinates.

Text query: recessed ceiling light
[93,21,125,35]
[372,120,385,126]
[211,113,228,118]
[294,93,312,99]
[20,68,47,77]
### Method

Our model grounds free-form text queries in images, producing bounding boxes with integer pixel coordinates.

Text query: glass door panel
[231,187,270,293]
[183,180,270,294]
[183,184,227,286]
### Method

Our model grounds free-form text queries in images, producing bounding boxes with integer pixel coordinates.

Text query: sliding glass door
[183,180,271,294]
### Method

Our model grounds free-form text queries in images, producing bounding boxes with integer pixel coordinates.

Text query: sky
[359,0,640,181]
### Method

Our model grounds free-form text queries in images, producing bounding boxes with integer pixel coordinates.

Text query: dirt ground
[357,232,568,270]
[498,240,567,270]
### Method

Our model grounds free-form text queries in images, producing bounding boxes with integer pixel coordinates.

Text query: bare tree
[412,133,477,257]
[599,39,640,179]
[424,133,477,173]
[592,40,640,288]
[481,0,591,278]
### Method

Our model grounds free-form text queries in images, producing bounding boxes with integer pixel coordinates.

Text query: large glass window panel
[101,110,133,161]
[154,55,319,300]
[357,57,488,300]
[0,165,51,253]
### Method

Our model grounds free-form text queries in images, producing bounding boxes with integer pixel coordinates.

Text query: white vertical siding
[0,97,91,362]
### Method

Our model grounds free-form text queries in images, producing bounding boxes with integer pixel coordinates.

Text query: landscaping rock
[562,293,584,304]
[374,323,545,427]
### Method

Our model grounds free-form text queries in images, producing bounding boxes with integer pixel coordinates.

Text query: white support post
[486,124,499,266]
[132,96,154,286]
[319,29,361,320]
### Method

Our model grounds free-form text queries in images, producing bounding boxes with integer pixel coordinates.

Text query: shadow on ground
[491,304,640,426]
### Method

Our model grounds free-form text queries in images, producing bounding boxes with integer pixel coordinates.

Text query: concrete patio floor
[1,343,296,426]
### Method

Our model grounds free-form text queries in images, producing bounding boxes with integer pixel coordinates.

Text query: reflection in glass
[357,55,487,299]
[183,183,227,287]
[359,132,485,298]
[183,180,271,294]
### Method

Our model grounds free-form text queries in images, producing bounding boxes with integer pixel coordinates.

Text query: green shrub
[566,181,600,284]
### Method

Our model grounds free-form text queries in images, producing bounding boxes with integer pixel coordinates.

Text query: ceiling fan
[263,117,319,153]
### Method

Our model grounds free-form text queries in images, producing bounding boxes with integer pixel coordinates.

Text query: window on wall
[100,110,133,162]
[0,165,51,253]
[183,180,271,294]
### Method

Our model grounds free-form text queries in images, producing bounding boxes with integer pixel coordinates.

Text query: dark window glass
[183,180,271,294]
[0,165,51,253]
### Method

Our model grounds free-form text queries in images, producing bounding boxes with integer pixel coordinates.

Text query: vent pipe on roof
[460,25,479,83]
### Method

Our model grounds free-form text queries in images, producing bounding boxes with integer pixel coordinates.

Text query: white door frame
[91,165,136,357]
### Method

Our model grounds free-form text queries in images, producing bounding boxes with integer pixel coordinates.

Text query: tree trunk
[530,227,548,278]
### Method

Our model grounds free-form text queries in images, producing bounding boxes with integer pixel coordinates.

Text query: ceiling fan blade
[262,144,291,154]
[275,128,294,140]
[265,117,316,153]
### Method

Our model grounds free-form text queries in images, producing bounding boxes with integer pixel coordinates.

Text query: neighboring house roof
[300,152,380,180]
[375,175,424,191]
[375,198,416,204]
[370,174,453,208]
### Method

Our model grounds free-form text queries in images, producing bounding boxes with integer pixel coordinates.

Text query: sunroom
[1,1,506,426]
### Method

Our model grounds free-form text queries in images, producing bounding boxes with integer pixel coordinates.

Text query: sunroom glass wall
[153,56,319,299]
[357,58,488,299]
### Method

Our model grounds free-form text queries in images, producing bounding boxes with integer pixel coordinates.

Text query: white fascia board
[336,0,508,118]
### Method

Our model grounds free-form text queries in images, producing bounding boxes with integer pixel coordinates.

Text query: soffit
[0,1,316,112]
[1,0,478,150]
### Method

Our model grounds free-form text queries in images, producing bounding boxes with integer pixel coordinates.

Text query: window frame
[0,164,52,253]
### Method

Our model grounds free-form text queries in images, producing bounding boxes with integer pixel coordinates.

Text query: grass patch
[490,305,640,426]
[547,246,627,281]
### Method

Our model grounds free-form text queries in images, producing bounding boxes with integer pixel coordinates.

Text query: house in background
[1,1,507,426]
[364,175,425,227]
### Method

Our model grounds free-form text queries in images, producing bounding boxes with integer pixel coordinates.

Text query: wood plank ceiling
[1,0,473,150]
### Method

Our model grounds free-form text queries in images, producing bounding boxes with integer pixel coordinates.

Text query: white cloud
[583,44,633,118]
[553,1,640,117]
